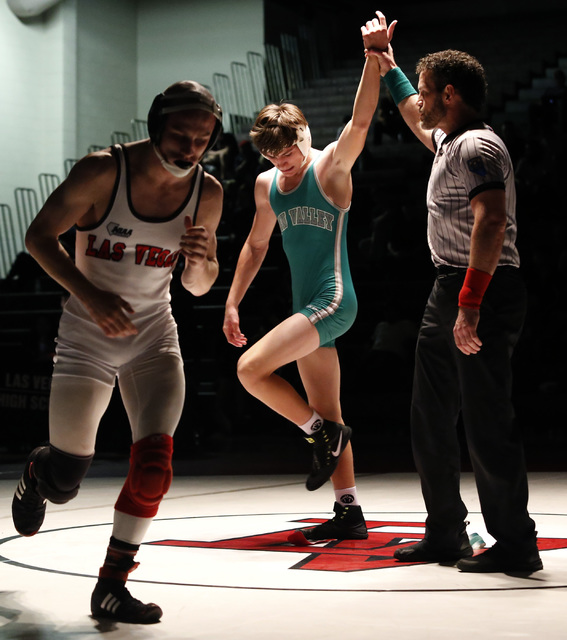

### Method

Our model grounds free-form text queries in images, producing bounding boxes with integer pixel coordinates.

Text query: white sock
[335,486,359,507]
[298,410,323,435]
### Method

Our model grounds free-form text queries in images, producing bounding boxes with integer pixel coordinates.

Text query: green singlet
[269,157,357,347]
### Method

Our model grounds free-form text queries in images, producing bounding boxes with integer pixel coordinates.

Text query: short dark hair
[416,50,487,112]
[250,103,308,156]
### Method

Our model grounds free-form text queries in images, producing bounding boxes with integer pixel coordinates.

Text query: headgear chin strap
[153,144,196,179]
[295,125,312,164]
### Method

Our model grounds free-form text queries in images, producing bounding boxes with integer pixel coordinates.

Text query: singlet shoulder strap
[189,164,205,225]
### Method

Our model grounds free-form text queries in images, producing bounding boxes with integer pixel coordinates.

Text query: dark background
[1,0,566,475]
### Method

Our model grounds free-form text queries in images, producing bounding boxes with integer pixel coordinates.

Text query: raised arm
[365,12,436,152]
[223,171,278,347]
[376,45,434,151]
[330,11,396,171]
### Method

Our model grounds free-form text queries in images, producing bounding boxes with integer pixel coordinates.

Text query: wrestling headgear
[147,81,223,151]
[294,125,312,160]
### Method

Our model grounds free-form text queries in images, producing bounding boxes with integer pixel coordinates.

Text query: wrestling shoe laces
[12,447,48,537]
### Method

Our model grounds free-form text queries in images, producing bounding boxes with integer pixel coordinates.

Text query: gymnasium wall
[74,0,137,158]
[0,0,263,209]
[0,0,67,201]
[136,0,264,122]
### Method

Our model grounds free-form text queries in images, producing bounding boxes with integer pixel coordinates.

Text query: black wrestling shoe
[12,447,48,537]
[91,579,163,624]
[394,527,473,563]
[304,421,352,491]
[288,502,368,545]
[456,545,543,573]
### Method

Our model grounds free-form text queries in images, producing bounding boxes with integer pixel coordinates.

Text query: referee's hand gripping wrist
[364,44,396,77]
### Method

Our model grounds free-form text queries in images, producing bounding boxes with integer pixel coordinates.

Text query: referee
[368,13,542,573]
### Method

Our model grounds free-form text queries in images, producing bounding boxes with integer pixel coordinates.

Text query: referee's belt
[436,265,467,277]
[436,264,518,277]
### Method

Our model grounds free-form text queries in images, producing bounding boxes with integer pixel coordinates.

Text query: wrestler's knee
[115,434,174,519]
[34,445,94,504]
[236,349,267,390]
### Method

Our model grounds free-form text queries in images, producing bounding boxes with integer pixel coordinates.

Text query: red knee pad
[115,434,173,518]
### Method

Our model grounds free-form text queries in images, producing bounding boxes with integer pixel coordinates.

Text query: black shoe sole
[456,554,543,573]
[394,545,473,563]
[288,528,368,545]
[91,588,163,624]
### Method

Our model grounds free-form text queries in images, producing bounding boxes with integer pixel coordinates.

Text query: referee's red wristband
[458,267,492,310]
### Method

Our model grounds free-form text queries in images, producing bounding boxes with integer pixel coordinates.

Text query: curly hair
[416,50,487,112]
[249,103,308,156]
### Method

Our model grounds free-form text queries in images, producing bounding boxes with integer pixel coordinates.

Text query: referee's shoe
[304,420,351,491]
[457,545,543,573]
[394,525,473,563]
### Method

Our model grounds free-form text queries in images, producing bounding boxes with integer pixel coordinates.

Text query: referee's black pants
[411,266,538,553]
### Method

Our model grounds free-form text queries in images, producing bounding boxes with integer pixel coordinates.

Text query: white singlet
[53,144,204,386]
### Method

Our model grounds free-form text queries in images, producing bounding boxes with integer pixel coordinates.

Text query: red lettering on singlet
[135,245,150,264]
[135,244,179,267]
[85,234,98,257]
[97,239,111,260]
[111,243,125,261]
[146,246,161,266]
[164,250,180,267]
[155,249,168,267]
[85,235,125,261]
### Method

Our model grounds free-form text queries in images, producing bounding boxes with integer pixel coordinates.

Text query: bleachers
[1,204,22,277]
[1,7,566,460]
[297,10,567,149]
[38,173,60,205]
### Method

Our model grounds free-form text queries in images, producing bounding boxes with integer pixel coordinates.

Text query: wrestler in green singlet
[269,156,357,347]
